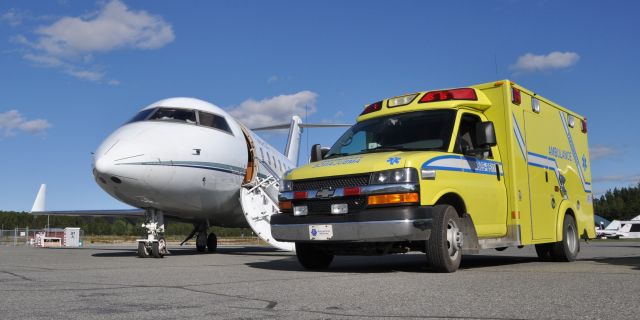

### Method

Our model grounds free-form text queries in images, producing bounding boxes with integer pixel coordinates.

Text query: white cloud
[0,9,24,27]
[34,0,174,57]
[511,51,580,73]
[227,91,318,128]
[12,0,174,82]
[0,110,51,137]
[590,145,618,160]
[267,75,279,84]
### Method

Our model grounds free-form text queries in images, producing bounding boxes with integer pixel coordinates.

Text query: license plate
[309,225,333,240]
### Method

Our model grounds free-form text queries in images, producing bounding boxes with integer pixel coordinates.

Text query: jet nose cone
[93,156,123,184]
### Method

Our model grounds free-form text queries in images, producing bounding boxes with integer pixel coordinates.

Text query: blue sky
[1,0,638,211]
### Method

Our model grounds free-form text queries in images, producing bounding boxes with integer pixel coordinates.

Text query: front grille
[294,196,368,215]
[292,174,370,191]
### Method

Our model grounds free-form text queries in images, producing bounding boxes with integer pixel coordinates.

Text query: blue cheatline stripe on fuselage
[118,161,247,177]
[512,112,527,161]
[559,111,591,193]
[421,155,504,176]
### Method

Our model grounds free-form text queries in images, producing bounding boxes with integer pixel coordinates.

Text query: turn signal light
[367,193,419,205]
[581,119,588,133]
[419,88,477,103]
[279,201,292,210]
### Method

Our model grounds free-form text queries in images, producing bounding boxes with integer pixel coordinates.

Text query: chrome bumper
[270,206,434,243]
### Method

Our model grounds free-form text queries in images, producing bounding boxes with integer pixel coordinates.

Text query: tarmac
[0,240,638,320]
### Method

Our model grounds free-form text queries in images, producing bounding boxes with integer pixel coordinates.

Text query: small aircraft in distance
[31,97,348,258]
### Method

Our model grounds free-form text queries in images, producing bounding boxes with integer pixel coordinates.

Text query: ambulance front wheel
[426,205,463,273]
[295,243,334,270]
[551,214,579,262]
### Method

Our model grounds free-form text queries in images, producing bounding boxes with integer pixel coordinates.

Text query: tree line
[2,183,638,234]
[0,211,253,237]
[593,183,640,221]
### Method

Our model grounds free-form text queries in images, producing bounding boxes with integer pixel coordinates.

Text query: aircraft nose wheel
[137,242,150,258]
[152,238,167,258]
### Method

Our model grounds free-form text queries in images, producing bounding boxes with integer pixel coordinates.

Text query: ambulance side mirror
[476,121,497,148]
[310,144,324,162]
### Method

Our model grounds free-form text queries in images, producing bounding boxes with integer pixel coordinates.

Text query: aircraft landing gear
[207,233,217,253]
[181,223,216,253]
[136,209,169,258]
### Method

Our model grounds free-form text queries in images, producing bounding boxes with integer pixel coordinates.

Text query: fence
[0,228,84,246]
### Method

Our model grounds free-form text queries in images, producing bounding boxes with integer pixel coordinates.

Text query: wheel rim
[158,238,166,254]
[446,219,461,259]
[566,223,578,254]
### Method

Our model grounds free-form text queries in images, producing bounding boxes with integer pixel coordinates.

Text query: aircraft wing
[30,184,145,217]
[30,209,145,217]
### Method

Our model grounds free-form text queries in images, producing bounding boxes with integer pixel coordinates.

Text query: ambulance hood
[285,151,433,180]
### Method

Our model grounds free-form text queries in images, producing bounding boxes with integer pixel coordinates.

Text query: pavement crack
[0,270,33,281]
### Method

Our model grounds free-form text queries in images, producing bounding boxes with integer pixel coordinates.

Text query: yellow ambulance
[271,80,595,272]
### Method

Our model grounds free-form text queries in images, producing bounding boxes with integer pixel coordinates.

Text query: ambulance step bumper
[271,206,434,242]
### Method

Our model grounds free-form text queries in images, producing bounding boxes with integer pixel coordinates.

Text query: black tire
[534,243,553,261]
[426,205,462,273]
[207,233,217,253]
[137,242,150,258]
[495,247,507,252]
[551,214,579,262]
[295,243,334,270]
[152,241,164,258]
[196,234,206,253]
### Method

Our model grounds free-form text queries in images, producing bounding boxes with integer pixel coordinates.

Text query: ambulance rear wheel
[137,242,150,258]
[295,243,333,270]
[551,214,579,262]
[426,205,462,273]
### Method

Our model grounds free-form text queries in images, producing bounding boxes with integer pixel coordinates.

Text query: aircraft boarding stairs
[239,160,295,251]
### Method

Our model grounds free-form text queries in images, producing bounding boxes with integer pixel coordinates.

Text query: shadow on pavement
[90,245,290,258]
[588,256,640,270]
[246,253,540,273]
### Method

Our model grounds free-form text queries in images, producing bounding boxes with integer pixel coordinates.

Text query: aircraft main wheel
[137,242,150,258]
[426,205,462,273]
[295,243,333,270]
[551,215,579,262]
[152,238,165,258]
[534,243,553,261]
[196,234,206,253]
[207,233,217,253]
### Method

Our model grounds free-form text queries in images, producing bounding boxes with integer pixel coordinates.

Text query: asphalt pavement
[0,240,638,320]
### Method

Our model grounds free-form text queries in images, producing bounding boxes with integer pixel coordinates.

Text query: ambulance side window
[454,113,489,157]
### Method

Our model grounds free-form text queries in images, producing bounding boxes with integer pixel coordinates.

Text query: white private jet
[31,97,348,258]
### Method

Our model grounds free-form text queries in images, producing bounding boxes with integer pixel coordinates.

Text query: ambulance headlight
[280,180,293,192]
[370,168,418,185]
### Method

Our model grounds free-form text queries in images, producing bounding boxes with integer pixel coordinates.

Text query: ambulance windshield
[325,110,456,159]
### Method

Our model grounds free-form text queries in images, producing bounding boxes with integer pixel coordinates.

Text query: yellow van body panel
[284,79,595,247]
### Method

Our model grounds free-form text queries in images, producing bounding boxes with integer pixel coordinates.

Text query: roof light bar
[360,101,383,115]
[388,94,418,108]
[419,88,477,103]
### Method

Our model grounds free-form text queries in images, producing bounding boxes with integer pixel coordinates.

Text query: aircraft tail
[31,184,46,212]
[252,116,350,166]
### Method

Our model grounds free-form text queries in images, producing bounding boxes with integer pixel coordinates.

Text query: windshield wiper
[324,153,349,159]
[360,146,425,153]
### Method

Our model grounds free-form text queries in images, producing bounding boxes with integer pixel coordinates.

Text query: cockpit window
[149,108,197,124]
[198,111,232,134]
[126,108,156,124]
